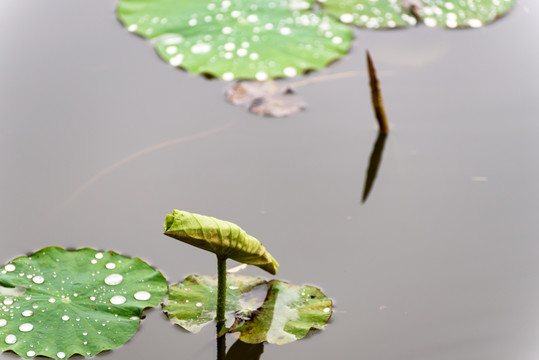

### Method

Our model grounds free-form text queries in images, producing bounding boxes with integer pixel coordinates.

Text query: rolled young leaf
[164,210,279,275]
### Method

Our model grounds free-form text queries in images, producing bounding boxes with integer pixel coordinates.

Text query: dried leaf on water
[225,81,306,117]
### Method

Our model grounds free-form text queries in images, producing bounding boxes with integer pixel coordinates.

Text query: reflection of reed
[362,132,388,203]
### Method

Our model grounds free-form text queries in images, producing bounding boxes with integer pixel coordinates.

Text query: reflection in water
[362,132,388,203]
[52,120,238,216]
[217,335,264,360]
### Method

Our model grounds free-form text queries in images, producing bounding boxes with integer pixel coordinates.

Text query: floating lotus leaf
[232,280,332,344]
[162,275,332,344]
[0,247,167,359]
[419,0,515,28]
[320,0,515,29]
[163,210,279,275]
[162,274,267,333]
[117,0,353,80]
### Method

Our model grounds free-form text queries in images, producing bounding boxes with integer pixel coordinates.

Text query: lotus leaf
[320,0,515,29]
[0,247,167,359]
[163,210,279,275]
[163,275,332,344]
[162,274,267,333]
[232,280,332,344]
[117,0,353,80]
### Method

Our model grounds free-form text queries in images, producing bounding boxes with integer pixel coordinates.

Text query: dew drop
[196,302,202,307]
[134,291,151,301]
[237,48,247,57]
[424,17,437,27]
[247,14,259,23]
[323,307,330,313]
[83,332,88,336]
[5,334,16,344]
[49,298,56,303]
[95,253,103,260]
[32,276,44,284]
[3,298,13,306]
[249,53,259,60]
[280,27,291,35]
[0,319,7,327]
[229,286,239,290]
[91,259,97,264]
[62,315,70,321]
[22,310,33,317]
[19,323,33,332]
[110,296,126,305]
[468,19,482,28]
[90,296,96,301]
[255,72,268,81]
[224,42,235,51]
[169,54,184,66]
[57,352,66,359]
[5,264,15,272]
[27,350,36,357]
[283,67,297,77]
[340,13,354,23]
[191,43,212,54]
[104,274,123,286]
[222,26,233,34]
[127,24,138,32]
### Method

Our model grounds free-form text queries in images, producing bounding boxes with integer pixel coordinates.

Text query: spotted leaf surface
[162,274,267,333]
[164,210,279,275]
[0,247,167,359]
[419,0,515,29]
[117,0,353,80]
[320,0,515,29]
[232,280,332,344]
[320,0,417,29]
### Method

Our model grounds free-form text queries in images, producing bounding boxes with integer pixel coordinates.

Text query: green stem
[216,256,227,325]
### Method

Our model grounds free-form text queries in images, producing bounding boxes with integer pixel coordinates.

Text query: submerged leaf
[0,247,167,359]
[320,0,515,29]
[232,280,332,344]
[164,210,279,275]
[162,274,267,333]
[225,81,306,117]
[116,0,352,80]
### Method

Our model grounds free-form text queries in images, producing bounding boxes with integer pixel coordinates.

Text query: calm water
[1,1,539,359]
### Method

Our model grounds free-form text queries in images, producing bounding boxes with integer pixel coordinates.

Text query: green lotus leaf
[320,0,515,29]
[116,0,353,80]
[232,280,332,344]
[419,0,515,28]
[162,274,267,333]
[320,0,417,29]
[163,210,279,275]
[0,247,167,359]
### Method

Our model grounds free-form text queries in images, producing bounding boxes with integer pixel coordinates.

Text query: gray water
[1,0,539,359]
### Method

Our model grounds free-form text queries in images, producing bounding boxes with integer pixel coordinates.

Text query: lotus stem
[216,256,227,327]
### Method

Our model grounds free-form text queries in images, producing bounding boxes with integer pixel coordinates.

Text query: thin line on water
[53,119,239,216]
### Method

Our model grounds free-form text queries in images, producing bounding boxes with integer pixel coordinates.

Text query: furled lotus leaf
[116,0,353,80]
[163,210,279,275]
[231,280,332,344]
[162,274,267,333]
[320,0,515,29]
[0,247,167,359]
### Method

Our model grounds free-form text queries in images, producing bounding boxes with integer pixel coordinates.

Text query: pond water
[1,0,539,359]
